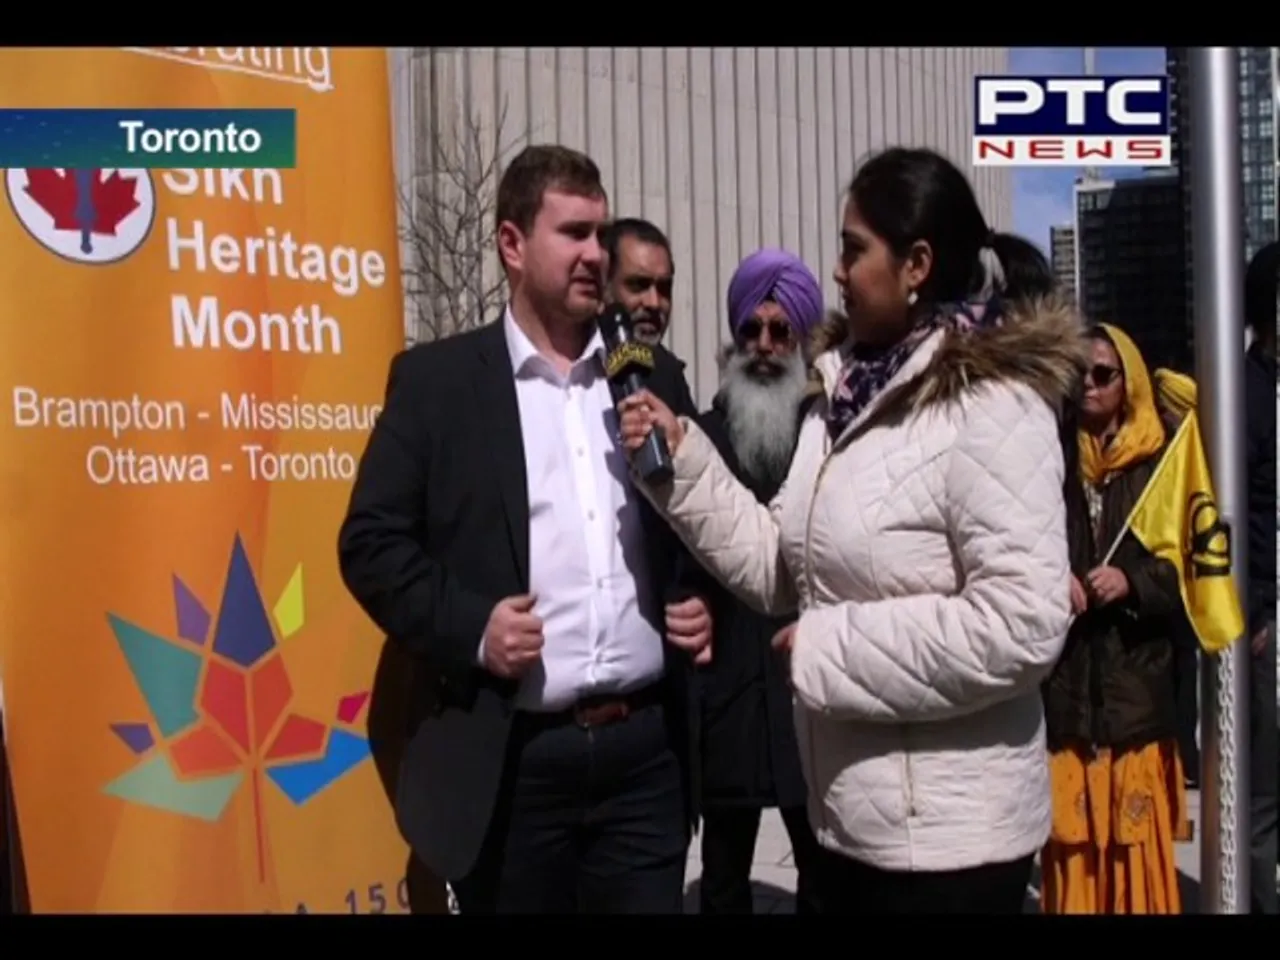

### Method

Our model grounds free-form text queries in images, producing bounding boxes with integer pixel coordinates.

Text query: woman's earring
[907,290,918,306]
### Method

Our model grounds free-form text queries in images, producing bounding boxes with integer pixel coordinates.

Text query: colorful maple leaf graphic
[102,533,372,881]
[23,168,141,255]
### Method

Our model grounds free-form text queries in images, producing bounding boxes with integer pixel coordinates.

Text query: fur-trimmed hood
[804,295,1089,417]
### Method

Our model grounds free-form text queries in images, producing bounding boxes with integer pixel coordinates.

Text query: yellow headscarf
[1153,367,1197,421]
[1078,323,1167,486]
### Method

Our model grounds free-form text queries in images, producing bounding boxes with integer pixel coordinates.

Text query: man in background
[603,217,675,346]
[1244,240,1277,914]
[687,249,826,914]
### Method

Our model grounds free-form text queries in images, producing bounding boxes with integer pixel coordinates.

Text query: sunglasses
[739,318,793,343]
[1084,364,1121,387]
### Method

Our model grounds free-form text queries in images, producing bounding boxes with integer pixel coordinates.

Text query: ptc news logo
[972,75,1171,168]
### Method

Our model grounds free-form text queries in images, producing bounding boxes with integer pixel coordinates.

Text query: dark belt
[519,681,664,731]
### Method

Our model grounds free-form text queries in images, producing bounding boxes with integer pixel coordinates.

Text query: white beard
[719,348,809,489]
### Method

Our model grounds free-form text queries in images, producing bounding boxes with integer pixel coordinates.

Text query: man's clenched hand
[665,595,712,660]
[482,593,544,678]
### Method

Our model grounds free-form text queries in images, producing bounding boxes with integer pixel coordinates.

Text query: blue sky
[1009,47,1168,254]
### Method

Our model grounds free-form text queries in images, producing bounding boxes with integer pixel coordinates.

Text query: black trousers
[816,845,1034,914]
[402,851,451,913]
[450,697,688,914]
[698,804,821,914]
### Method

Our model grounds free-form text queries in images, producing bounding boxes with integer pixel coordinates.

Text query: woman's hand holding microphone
[616,389,685,458]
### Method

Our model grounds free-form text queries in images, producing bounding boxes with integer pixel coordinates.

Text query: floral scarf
[825,296,1008,440]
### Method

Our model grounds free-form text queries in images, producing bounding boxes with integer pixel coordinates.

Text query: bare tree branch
[399,100,523,344]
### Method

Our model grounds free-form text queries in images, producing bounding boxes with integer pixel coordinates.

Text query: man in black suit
[338,144,711,914]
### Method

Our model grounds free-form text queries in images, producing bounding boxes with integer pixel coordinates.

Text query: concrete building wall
[389,47,1012,408]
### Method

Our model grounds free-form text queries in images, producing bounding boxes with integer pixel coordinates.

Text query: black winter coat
[1042,443,1183,754]
[690,395,814,810]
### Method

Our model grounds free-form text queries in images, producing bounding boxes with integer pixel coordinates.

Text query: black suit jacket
[338,317,703,881]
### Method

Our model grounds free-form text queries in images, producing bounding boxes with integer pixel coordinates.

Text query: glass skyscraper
[1237,47,1277,261]
[1166,47,1277,338]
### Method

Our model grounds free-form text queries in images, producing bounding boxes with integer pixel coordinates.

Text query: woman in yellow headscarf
[1039,323,1193,914]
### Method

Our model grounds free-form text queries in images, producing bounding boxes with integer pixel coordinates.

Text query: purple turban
[726,248,825,341]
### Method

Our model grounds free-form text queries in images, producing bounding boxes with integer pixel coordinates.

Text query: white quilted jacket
[641,301,1086,872]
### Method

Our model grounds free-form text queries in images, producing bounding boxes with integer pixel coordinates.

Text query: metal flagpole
[1187,46,1251,915]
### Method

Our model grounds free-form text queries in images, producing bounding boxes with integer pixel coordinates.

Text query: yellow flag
[1121,410,1245,653]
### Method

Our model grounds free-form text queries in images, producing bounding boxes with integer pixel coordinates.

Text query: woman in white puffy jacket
[617,148,1087,914]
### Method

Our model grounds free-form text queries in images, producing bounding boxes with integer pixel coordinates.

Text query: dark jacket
[1245,343,1276,635]
[1043,446,1183,754]
[690,391,816,810]
[337,317,705,882]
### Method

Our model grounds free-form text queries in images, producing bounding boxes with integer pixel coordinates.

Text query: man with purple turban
[688,248,825,914]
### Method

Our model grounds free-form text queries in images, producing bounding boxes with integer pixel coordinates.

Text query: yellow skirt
[1040,739,1192,915]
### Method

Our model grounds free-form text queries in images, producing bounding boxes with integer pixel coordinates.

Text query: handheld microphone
[597,303,675,485]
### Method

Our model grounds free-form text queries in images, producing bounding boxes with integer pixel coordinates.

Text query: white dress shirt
[490,306,666,712]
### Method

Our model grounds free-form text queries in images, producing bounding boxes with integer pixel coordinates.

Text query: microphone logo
[604,340,655,380]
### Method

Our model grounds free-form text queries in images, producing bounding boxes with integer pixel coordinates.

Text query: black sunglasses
[739,318,793,343]
[1085,363,1121,387]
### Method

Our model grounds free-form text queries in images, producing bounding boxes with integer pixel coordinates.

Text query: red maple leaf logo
[23,168,142,255]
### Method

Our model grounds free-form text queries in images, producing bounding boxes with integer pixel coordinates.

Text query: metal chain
[1214,649,1241,911]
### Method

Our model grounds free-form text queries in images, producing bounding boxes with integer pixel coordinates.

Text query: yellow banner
[1126,410,1247,654]
[0,47,409,913]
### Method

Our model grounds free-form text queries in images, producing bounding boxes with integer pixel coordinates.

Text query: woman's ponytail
[987,231,1056,303]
